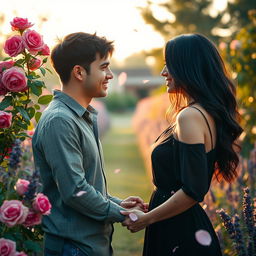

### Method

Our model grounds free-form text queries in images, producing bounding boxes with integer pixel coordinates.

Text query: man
[32,32,145,256]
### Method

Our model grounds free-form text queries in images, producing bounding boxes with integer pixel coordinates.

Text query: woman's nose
[161,66,168,77]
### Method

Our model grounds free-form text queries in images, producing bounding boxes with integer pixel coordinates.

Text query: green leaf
[43,57,48,63]
[34,104,40,110]
[39,67,46,76]
[35,112,42,123]
[21,99,31,105]
[27,75,35,80]
[15,59,25,65]
[16,120,28,130]
[17,132,30,138]
[30,84,42,97]
[45,67,53,74]
[38,95,53,105]
[27,107,36,118]
[0,96,12,110]
[34,80,45,87]
[24,240,42,252]
[16,106,31,122]
[3,57,12,61]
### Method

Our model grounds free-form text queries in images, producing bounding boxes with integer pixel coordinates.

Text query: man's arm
[40,116,125,222]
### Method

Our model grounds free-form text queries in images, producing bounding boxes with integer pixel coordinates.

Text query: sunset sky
[1,0,226,62]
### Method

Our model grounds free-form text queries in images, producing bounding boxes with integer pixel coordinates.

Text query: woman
[121,34,243,255]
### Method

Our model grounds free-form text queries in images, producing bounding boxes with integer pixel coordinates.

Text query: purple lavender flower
[217,209,236,239]
[243,188,254,238]
[233,214,247,256]
[9,139,22,169]
[243,187,255,255]
[24,170,40,201]
[217,209,240,253]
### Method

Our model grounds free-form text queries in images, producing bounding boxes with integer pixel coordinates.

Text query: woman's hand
[120,209,151,233]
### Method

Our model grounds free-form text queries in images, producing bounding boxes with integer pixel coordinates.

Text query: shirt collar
[53,90,98,118]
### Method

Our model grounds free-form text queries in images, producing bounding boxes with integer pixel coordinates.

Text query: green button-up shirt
[32,90,125,256]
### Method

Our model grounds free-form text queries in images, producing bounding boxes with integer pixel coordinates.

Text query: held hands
[120,209,150,233]
[120,196,148,213]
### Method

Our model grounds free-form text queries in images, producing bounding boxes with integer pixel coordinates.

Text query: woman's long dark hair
[164,34,243,183]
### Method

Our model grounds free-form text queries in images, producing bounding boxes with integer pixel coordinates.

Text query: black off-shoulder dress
[143,107,222,256]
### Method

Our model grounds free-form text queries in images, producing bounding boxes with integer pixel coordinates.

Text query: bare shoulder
[175,107,205,144]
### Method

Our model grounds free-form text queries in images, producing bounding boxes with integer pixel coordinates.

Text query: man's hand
[120,196,148,212]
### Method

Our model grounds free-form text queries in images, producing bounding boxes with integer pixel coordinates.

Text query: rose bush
[0,17,53,255]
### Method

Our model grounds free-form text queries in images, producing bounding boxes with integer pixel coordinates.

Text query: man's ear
[72,65,86,81]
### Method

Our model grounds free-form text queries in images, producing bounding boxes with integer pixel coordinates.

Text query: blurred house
[110,68,163,99]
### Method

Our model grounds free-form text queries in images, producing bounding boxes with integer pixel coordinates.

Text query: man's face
[83,53,113,98]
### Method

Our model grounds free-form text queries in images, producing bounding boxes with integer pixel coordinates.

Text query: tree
[220,10,256,156]
[139,0,255,71]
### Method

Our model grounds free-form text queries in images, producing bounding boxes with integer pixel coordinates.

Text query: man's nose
[106,69,113,79]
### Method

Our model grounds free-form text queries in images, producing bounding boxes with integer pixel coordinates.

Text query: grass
[102,112,152,256]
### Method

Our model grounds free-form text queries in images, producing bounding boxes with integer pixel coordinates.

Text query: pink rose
[23,209,42,227]
[39,44,50,56]
[0,111,12,128]
[10,17,33,31]
[28,58,42,71]
[4,36,25,57]
[0,60,15,73]
[15,179,30,196]
[15,252,27,256]
[32,193,51,215]
[2,67,27,92]
[0,200,29,227]
[22,30,44,54]
[0,238,16,256]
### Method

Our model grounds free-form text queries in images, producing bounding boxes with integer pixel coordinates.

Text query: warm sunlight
[1,0,227,62]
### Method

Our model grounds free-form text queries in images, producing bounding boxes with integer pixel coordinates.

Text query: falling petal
[133,29,138,32]
[114,169,121,174]
[76,191,87,197]
[118,72,127,86]
[195,230,212,246]
[171,190,175,195]
[172,246,179,253]
[129,213,138,222]
[142,80,150,84]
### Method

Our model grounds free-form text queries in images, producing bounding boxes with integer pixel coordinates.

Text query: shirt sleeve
[40,116,125,222]
[108,194,123,205]
[177,142,211,202]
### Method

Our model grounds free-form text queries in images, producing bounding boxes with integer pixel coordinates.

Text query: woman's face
[161,65,176,93]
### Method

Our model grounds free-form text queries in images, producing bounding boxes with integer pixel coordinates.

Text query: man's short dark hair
[51,32,114,84]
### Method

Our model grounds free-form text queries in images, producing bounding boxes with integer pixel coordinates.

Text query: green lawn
[102,112,153,256]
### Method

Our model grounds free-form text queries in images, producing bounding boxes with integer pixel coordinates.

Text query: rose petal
[172,246,179,253]
[118,72,127,86]
[142,80,150,84]
[114,169,121,174]
[195,230,212,246]
[76,191,87,197]
[129,213,138,222]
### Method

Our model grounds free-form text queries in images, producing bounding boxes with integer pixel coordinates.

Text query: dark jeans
[44,241,87,256]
